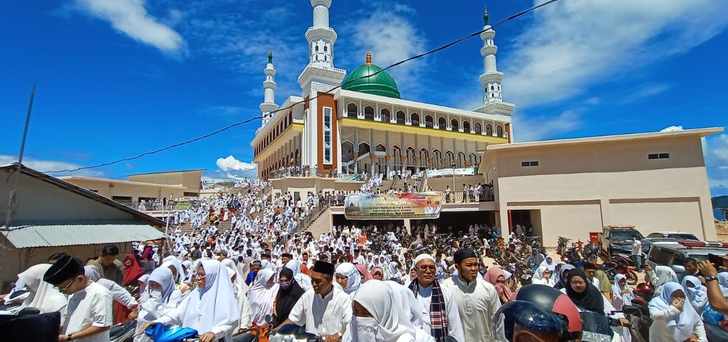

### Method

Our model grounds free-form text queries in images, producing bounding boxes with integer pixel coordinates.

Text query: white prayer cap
[413,254,435,265]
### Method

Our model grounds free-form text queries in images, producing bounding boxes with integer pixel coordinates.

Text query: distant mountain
[714,195,728,209]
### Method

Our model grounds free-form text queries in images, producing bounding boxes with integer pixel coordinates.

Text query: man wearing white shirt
[277,261,352,341]
[44,255,113,342]
[409,254,465,342]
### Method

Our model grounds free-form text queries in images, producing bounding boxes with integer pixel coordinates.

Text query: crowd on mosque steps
[4,179,728,342]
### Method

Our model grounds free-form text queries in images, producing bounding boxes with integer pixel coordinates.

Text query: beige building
[63,169,202,208]
[484,127,722,246]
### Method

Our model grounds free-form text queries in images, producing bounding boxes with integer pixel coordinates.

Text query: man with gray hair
[408,254,465,342]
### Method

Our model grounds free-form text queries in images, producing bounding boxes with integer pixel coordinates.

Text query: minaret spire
[479,4,503,105]
[260,51,278,127]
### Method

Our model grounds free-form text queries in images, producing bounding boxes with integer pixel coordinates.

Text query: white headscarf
[179,260,240,336]
[17,264,67,314]
[148,267,176,304]
[162,256,187,284]
[286,259,312,291]
[247,268,278,325]
[681,275,707,314]
[648,282,701,342]
[611,273,632,311]
[350,280,417,341]
[335,263,361,294]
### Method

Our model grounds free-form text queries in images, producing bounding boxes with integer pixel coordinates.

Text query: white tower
[260,51,279,127]
[475,6,513,116]
[299,0,346,174]
[480,7,502,104]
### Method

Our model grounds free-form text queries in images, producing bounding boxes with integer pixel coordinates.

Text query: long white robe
[441,275,506,342]
[288,286,352,337]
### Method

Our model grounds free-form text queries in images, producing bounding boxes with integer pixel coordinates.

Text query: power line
[46,0,560,175]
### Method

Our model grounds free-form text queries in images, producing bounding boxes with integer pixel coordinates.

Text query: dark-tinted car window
[610,230,643,241]
[666,233,698,240]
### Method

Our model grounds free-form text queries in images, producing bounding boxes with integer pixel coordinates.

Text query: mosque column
[354,128,359,174]
[369,128,374,176]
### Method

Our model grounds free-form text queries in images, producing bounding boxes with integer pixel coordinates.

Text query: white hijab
[247,268,278,325]
[180,260,240,337]
[348,280,419,342]
[286,259,312,291]
[162,256,187,284]
[335,263,361,294]
[648,282,701,342]
[17,264,67,314]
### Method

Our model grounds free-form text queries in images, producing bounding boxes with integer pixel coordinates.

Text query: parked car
[602,225,644,256]
[646,243,728,279]
[642,231,699,254]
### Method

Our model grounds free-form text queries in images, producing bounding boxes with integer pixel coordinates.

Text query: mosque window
[323,107,332,164]
[463,121,471,133]
[438,117,447,130]
[433,150,442,169]
[648,153,670,160]
[324,45,328,52]
[496,125,504,137]
[396,111,406,124]
[451,119,459,131]
[381,109,391,122]
[425,115,434,128]
[486,124,493,136]
[411,113,420,126]
[365,106,375,120]
[521,160,539,167]
[474,123,482,134]
[347,103,358,117]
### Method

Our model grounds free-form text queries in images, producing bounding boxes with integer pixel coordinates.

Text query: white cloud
[620,83,672,104]
[660,125,684,133]
[713,135,728,163]
[344,4,427,95]
[513,110,582,142]
[503,0,728,108]
[707,134,728,193]
[216,155,255,172]
[73,0,185,54]
[0,155,102,176]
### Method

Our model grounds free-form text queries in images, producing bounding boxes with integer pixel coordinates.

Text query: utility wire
[46,0,560,175]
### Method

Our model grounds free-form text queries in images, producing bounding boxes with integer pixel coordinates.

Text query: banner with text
[344,191,443,220]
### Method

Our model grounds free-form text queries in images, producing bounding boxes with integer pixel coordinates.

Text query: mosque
[251,0,722,246]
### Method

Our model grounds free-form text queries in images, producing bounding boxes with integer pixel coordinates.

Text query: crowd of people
[4,178,728,342]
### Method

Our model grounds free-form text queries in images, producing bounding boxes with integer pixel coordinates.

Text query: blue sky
[2,0,728,195]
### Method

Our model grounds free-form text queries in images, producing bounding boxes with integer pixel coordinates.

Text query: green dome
[342,53,400,99]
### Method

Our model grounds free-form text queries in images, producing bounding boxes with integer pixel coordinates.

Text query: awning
[2,224,165,248]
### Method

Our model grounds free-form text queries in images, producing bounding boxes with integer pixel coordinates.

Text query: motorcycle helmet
[495,284,582,341]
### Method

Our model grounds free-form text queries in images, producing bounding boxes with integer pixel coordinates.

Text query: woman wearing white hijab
[343,280,434,342]
[11,264,67,314]
[646,265,679,295]
[285,259,312,291]
[247,268,279,327]
[681,276,708,314]
[155,259,240,342]
[611,274,634,311]
[134,267,176,342]
[648,282,706,342]
[530,265,556,287]
[335,263,361,295]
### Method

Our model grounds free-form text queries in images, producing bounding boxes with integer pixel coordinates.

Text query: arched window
[463,121,470,133]
[458,152,466,168]
[419,149,430,168]
[364,106,375,120]
[445,151,455,168]
[486,124,493,136]
[396,111,406,124]
[432,150,442,169]
[410,113,420,126]
[406,147,417,167]
[425,115,434,128]
[375,144,386,153]
[496,125,504,137]
[469,153,478,167]
[381,109,391,122]
[451,119,459,131]
[438,117,447,130]
[474,122,482,134]
[358,143,370,157]
[393,146,402,170]
[347,103,358,117]
[342,141,354,163]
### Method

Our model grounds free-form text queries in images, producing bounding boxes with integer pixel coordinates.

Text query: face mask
[279,281,291,290]
[352,316,378,342]
[148,288,163,300]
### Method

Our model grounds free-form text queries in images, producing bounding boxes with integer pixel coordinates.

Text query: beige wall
[128,170,202,194]
[65,178,185,205]
[492,135,716,246]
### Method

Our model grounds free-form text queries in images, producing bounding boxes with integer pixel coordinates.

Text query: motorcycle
[603,255,639,285]
[110,320,137,342]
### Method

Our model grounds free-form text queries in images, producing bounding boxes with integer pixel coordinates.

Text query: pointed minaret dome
[365,51,372,65]
[479,4,503,104]
[260,51,278,126]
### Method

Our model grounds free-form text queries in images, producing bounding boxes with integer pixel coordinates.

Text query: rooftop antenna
[3,84,36,232]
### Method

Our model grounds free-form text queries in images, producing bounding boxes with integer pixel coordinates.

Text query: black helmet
[495,284,582,341]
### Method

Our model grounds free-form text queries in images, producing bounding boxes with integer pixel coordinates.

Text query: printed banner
[344,191,443,220]
[425,167,477,178]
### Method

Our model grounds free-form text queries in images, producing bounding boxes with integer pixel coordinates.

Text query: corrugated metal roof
[2,224,165,248]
